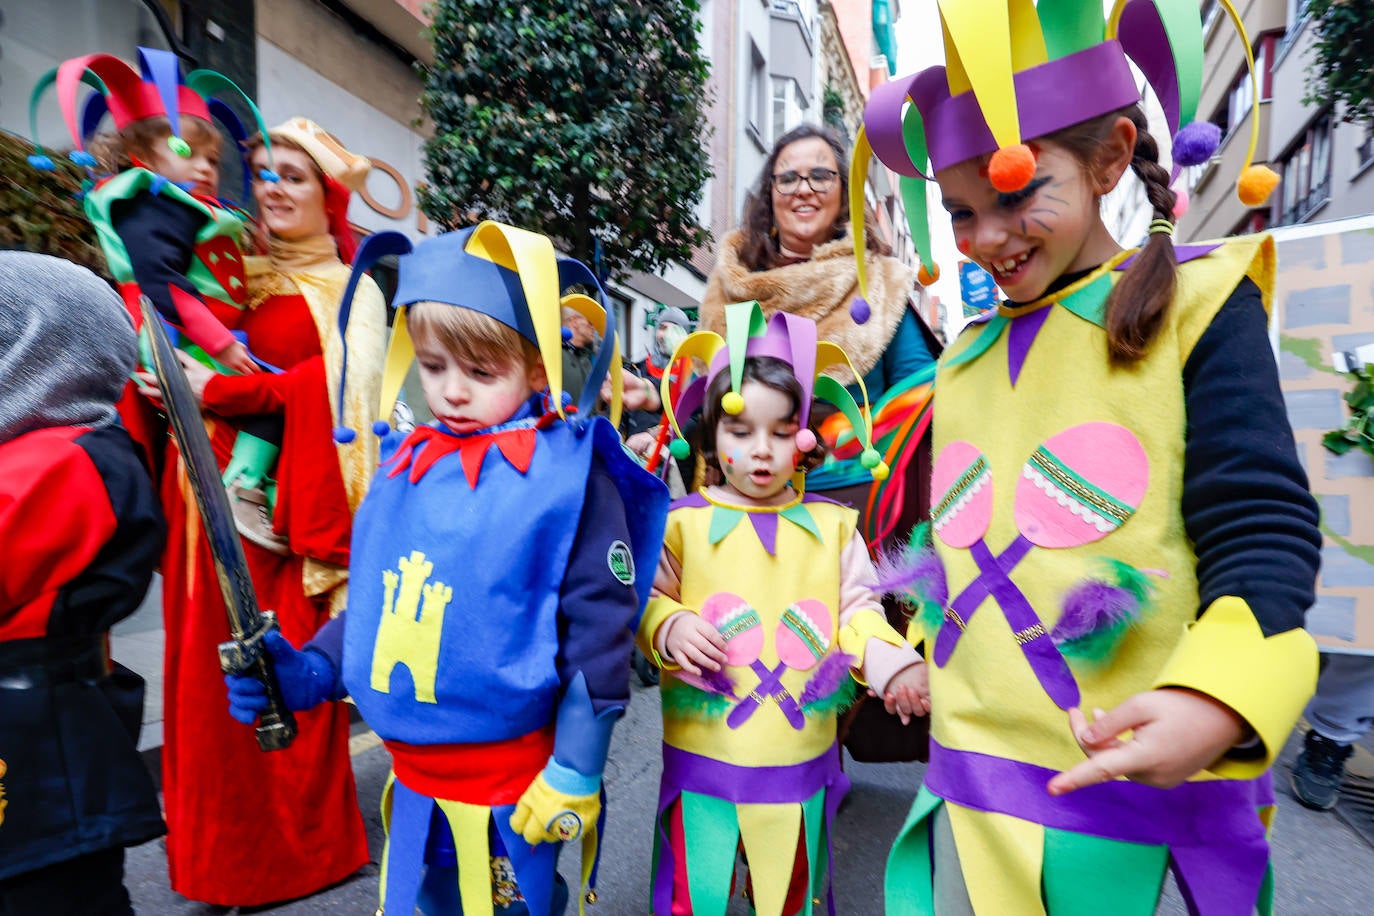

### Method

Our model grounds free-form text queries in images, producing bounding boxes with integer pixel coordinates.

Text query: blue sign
[958,260,998,317]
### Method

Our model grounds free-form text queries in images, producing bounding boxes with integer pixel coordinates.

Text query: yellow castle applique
[0,758,7,828]
[371,550,452,703]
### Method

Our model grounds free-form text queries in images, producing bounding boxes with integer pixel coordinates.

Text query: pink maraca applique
[775,599,833,671]
[701,592,764,666]
[1014,422,1148,549]
[931,441,993,549]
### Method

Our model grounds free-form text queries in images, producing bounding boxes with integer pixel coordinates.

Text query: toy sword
[139,297,296,751]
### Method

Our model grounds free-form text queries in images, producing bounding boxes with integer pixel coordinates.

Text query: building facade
[1180,0,1374,242]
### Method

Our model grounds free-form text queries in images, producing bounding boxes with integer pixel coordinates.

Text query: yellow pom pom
[917,263,940,286]
[1236,165,1280,207]
[721,391,745,415]
[987,144,1037,193]
[870,461,890,482]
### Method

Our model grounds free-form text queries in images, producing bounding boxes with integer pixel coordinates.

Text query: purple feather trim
[799,652,857,706]
[874,543,948,608]
[675,667,736,696]
[1051,581,1136,645]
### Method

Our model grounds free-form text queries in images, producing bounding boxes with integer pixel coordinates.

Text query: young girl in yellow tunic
[853,2,1322,914]
[638,301,928,915]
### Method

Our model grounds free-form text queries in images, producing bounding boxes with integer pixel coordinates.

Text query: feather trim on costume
[874,522,947,635]
[1052,559,1159,664]
[661,682,734,720]
[801,673,860,717]
[799,652,858,709]
[675,666,736,696]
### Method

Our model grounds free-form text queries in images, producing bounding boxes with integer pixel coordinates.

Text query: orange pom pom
[987,144,1037,192]
[917,262,941,286]
[1236,165,1280,207]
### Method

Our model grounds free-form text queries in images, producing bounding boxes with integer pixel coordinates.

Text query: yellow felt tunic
[905,237,1317,914]
[640,489,903,915]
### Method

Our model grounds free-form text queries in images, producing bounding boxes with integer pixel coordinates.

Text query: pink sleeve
[838,531,884,625]
[169,285,235,356]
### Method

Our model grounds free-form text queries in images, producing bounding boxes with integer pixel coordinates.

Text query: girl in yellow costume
[639,301,929,915]
[853,2,1322,914]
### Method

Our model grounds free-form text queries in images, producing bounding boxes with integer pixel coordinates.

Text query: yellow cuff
[637,599,690,670]
[1152,596,1318,777]
[839,608,905,686]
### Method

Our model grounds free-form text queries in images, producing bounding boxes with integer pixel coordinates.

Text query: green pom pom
[669,438,691,460]
[167,136,192,158]
[721,391,745,415]
[860,447,881,469]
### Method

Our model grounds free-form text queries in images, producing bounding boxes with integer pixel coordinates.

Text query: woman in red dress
[140,117,385,906]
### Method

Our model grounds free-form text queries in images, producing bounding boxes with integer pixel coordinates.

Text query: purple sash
[654,743,850,915]
[925,740,1273,915]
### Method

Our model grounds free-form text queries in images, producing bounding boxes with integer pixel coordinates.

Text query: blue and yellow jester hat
[332,221,625,441]
[27,47,275,193]
[851,0,1278,291]
[662,300,890,481]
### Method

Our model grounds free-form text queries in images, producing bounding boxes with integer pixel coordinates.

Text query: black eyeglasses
[771,167,839,195]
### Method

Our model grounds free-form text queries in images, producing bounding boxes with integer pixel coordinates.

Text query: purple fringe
[1051,581,1135,644]
[799,652,857,706]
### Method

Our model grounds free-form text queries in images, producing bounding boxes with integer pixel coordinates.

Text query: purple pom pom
[372,420,392,436]
[850,297,871,325]
[1173,122,1222,167]
[561,326,573,342]
[333,426,356,444]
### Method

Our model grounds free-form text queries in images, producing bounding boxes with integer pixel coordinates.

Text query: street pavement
[113,582,1374,914]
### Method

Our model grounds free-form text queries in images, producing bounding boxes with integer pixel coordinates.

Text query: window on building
[746,42,767,143]
[1358,125,1374,171]
[1275,112,1333,225]
[770,76,809,145]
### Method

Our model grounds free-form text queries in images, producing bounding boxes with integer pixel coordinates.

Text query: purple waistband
[661,742,844,805]
[924,739,1274,915]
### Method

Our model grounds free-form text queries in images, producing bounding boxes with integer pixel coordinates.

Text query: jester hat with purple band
[27,46,273,187]
[850,0,1277,289]
[663,301,890,480]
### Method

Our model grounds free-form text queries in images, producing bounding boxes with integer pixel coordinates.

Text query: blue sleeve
[110,191,205,327]
[1181,278,1321,637]
[556,455,637,712]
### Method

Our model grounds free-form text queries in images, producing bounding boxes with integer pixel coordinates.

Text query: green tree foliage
[419,0,713,280]
[1302,0,1374,128]
[0,130,107,274]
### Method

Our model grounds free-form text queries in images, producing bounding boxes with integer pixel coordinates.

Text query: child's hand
[215,340,261,375]
[663,612,728,676]
[625,430,657,458]
[876,661,931,725]
[1047,688,1248,796]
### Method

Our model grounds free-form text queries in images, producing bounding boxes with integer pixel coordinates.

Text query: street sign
[958,260,998,317]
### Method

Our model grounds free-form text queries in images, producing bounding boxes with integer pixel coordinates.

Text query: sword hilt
[218,610,298,752]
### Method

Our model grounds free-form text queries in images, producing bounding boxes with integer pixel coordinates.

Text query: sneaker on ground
[228,482,290,556]
[1291,729,1354,810]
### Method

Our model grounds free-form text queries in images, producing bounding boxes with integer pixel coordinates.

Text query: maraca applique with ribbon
[663,592,858,727]
[885,422,1159,710]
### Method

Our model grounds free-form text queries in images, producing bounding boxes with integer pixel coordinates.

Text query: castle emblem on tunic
[0,758,8,827]
[371,550,452,703]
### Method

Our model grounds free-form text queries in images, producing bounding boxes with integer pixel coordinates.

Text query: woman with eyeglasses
[703,122,941,762]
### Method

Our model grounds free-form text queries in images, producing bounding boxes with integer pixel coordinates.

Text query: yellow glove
[509,761,602,846]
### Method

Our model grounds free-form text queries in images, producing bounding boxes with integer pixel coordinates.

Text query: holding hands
[1048,687,1248,796]
[661,612,728,676]
[875,660,931,726]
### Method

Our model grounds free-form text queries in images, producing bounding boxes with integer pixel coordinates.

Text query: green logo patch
[607,540,634,585]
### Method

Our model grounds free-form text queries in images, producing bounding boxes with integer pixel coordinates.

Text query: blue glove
[224,629,340,724]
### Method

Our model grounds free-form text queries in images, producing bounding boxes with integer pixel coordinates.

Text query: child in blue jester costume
[853,1,1322,913]
[225,221,669,914]
[638,301,929,915]
[28,47,291,551]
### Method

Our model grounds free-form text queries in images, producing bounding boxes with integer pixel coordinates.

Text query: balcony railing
[1279,175,1331,226]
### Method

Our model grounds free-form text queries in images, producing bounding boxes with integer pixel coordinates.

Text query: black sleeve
[1181,277,1322,637]
[111,191,206,326]
[556,455,638,712]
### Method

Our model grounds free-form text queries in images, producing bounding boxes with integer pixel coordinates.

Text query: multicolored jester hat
[660,299,889,485]
[848,0,1279,289]
[27,46,274,196]
[331,220,626,443]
